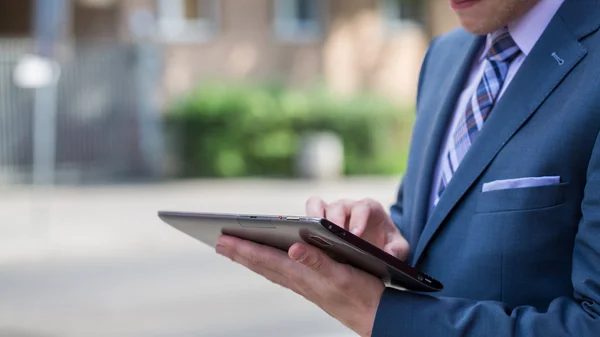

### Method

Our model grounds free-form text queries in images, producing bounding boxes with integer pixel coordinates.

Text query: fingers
[325,200,353,229]
[348,199,376,236]
[218,244,293,289]
[306,197,354,229]
[305,198,401,256]
[305,197,382,234]
[306,196,327,218]
[216,235,295,273]
[383,234,410,261]
[216,236,341,297]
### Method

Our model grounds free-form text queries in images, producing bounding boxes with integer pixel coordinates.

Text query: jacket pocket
[475,182,568,213]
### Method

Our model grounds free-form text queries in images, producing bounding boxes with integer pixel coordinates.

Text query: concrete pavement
[0,178,402,337]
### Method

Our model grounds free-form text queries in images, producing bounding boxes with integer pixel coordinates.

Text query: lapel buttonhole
[551,52,565,65]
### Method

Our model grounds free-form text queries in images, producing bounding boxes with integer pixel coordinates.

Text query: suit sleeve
[373,130,600,337]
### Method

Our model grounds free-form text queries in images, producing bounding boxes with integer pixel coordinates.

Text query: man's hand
[216,235,385,337]
[306,197,410,261]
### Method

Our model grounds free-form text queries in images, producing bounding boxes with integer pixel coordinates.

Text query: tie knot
[486,28,521,63]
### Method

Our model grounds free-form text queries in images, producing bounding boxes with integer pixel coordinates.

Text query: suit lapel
[412,5,592,265]
[408,35,485,249]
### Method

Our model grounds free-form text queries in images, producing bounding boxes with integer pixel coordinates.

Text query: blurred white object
[13,54,60,89]
[297,131,344,179]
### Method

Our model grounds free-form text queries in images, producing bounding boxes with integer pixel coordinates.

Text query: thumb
[289,243,335,277]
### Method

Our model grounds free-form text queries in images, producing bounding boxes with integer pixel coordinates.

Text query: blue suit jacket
[373,1,600,336]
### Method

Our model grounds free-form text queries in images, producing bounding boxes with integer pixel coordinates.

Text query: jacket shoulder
[415,28,476,108]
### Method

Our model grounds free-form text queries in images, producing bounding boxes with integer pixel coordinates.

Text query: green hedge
[164,82,415,178]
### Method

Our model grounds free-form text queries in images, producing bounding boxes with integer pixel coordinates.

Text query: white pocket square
[482,176,560,193]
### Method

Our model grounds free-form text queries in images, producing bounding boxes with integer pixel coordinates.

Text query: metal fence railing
[0,39,164,184]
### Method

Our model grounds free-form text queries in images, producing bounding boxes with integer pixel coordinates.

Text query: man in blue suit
[215,0,600,335]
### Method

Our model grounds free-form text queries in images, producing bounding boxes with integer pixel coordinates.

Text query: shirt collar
[479,0,565,62]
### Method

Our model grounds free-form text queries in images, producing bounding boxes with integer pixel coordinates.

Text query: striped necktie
[435,28,521,205]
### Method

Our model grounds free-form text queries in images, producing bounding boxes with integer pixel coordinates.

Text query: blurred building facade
[0,0,458,184]
[124,0,459,104]
[1,0,459,104]
[127,0,459,104]
[0,0,164,183]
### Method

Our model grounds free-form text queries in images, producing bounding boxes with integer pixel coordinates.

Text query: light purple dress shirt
[429,0,566,215]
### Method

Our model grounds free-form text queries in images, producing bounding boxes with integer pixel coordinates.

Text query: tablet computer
[158,211,443,292]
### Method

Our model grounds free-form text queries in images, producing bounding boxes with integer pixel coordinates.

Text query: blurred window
[273,0,322,42]
[381,0,423,29]
[157,0,219,42]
